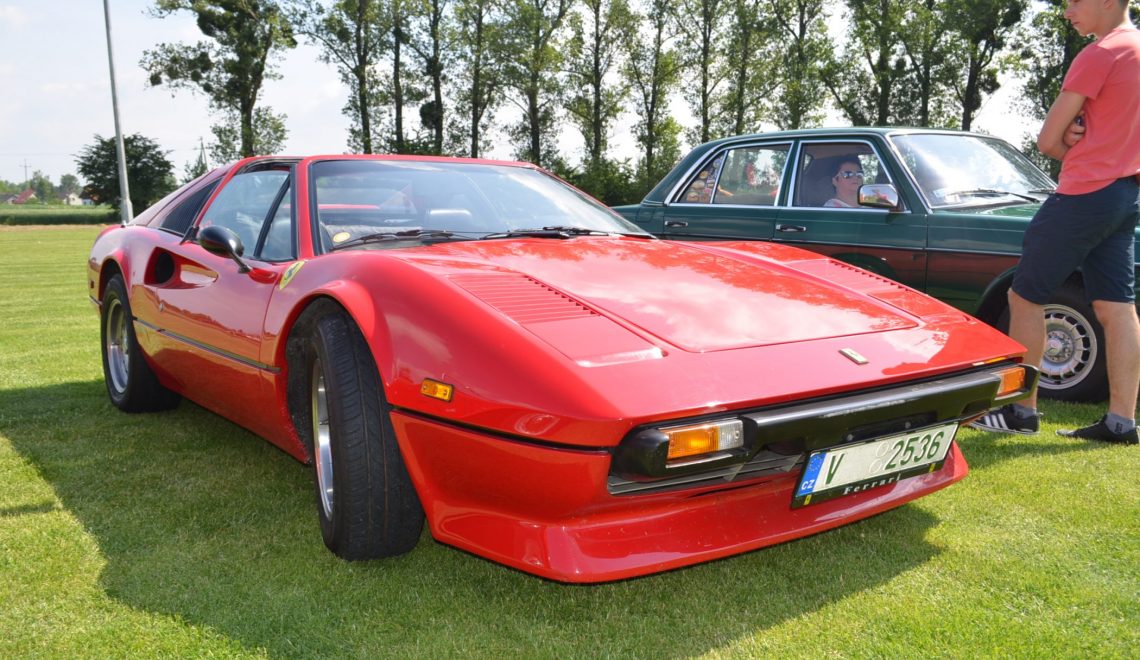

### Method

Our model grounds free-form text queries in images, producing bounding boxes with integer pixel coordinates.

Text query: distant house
[0,193,15,204]
[59,192,83,206]
[11,189,37,205]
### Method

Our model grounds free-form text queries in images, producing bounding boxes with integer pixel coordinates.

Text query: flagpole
[102,0,133,223]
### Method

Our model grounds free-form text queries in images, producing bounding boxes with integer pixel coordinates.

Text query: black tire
[289,305,424,560]
[100,274,181,412]
[998,283,1108,402]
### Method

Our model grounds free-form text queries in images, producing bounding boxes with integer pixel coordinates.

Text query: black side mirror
[858,183,902,211]
[197,225,250,273]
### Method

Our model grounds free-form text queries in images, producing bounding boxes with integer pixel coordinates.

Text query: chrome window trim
[788,137,906,212]
[667,140,794,207]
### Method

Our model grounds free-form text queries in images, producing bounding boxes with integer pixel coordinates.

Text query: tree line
[84,0,1138,211]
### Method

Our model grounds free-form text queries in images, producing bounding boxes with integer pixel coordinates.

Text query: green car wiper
[941,188,1041,203]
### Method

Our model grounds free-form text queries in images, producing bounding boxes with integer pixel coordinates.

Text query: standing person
[971,0,1140,444]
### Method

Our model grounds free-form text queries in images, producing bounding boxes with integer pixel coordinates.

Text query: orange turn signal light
[420,378,454,402]
[664,420,744,461]
[995,366,1026,398]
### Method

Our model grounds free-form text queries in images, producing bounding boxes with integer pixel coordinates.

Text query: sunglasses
[837,171,864,179]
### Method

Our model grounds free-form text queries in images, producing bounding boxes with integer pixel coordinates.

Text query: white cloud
[0,5,29,29]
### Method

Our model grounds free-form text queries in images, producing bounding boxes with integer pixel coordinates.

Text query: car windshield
[310,159,649,250]
[889,133,1056,209]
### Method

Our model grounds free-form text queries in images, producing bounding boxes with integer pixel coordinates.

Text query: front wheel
[289,305,424,560]
[100,274,180,412]
[999,283,1108,402]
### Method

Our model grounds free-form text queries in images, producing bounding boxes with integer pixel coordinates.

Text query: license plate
[791,422,958,508]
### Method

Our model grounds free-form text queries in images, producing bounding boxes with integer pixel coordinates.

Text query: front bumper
[390,363,1033,583]
[389,421,965,583]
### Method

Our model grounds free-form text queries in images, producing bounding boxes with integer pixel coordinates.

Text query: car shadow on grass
[4,381,974,656]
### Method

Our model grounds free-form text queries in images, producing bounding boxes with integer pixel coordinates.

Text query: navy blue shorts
[1012,176,1140,305]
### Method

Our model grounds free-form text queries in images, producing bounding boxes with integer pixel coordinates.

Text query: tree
[183,139,211,182]
[141,0,296,158]
[671,0,728,144]
[565,0,635,170]
[623,0,682,194]
[376,0,430,153]
[76,134,176,213]
[894,0,957,127]
[502,0,574,167]
[407,0,453,154]
[448,0,508,157]
[29,170,54,203]
[824,0,909,127]
[944,0,1026,131]
[59,174,81,197]
[208,107,289,163]
[289,0,385,153]
[713,0,780,136]
[768,0,832,130]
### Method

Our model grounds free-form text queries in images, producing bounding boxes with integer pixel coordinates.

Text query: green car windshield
[890,133,1056,209]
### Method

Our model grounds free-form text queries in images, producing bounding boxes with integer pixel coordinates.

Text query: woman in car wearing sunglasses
[824,158,864,208]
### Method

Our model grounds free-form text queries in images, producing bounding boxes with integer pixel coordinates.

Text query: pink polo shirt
[1058,25,1140,195]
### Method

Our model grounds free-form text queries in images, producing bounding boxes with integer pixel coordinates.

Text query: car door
[773,139,928,291]
[145,165,296,433]
[660,142,790,241]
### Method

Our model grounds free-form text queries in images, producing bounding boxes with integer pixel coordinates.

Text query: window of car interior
[157,179,220,235]
[675,143,790,206]
[792,141,893,208]
[256,182,294,262]
[198,169,291,259]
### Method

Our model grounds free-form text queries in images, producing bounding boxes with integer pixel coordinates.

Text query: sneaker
[969,405,1040,435]
[1057,417,1139,445]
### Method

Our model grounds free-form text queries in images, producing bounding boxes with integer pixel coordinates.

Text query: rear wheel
[290,305,424,560]
[100,274,180,412]
[999,283,1108,402]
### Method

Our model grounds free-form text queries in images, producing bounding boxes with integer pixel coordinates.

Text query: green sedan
[613,127,1140,402]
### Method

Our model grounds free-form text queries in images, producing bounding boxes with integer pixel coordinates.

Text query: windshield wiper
[1028,187,1056,195]
[328,228,456,251]
[481,226,617,240]
[940,188,1041,203]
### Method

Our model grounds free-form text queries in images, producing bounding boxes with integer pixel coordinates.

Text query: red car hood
[398,237,925,352]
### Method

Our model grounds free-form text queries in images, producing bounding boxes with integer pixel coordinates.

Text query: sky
[0,0,1035,188]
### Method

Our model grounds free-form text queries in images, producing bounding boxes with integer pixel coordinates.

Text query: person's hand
[1063,112,1086,147]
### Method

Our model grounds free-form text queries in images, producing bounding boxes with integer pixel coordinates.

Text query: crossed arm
[1037,90,1089,161]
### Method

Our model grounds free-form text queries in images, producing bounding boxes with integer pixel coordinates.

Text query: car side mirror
[198,225,251,273]
[858,183,901,211]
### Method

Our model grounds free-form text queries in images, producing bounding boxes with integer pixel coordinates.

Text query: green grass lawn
[1,226,1137,657]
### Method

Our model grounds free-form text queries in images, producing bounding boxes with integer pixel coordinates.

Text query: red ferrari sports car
[88,155,1036,582]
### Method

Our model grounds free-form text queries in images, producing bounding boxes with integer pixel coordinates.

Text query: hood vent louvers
[451,273,599,325]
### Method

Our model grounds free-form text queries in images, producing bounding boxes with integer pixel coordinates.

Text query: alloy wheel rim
[311,359,334,518]
[105,298,130,394]
[1038,304,1096,391]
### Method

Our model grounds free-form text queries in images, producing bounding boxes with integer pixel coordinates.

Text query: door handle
[665,220,688,228]
[776,224,807,233]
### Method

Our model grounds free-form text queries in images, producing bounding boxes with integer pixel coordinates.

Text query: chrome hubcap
[1038,304,1096,391]
[105,298,130,394]
[311,359,334,518]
